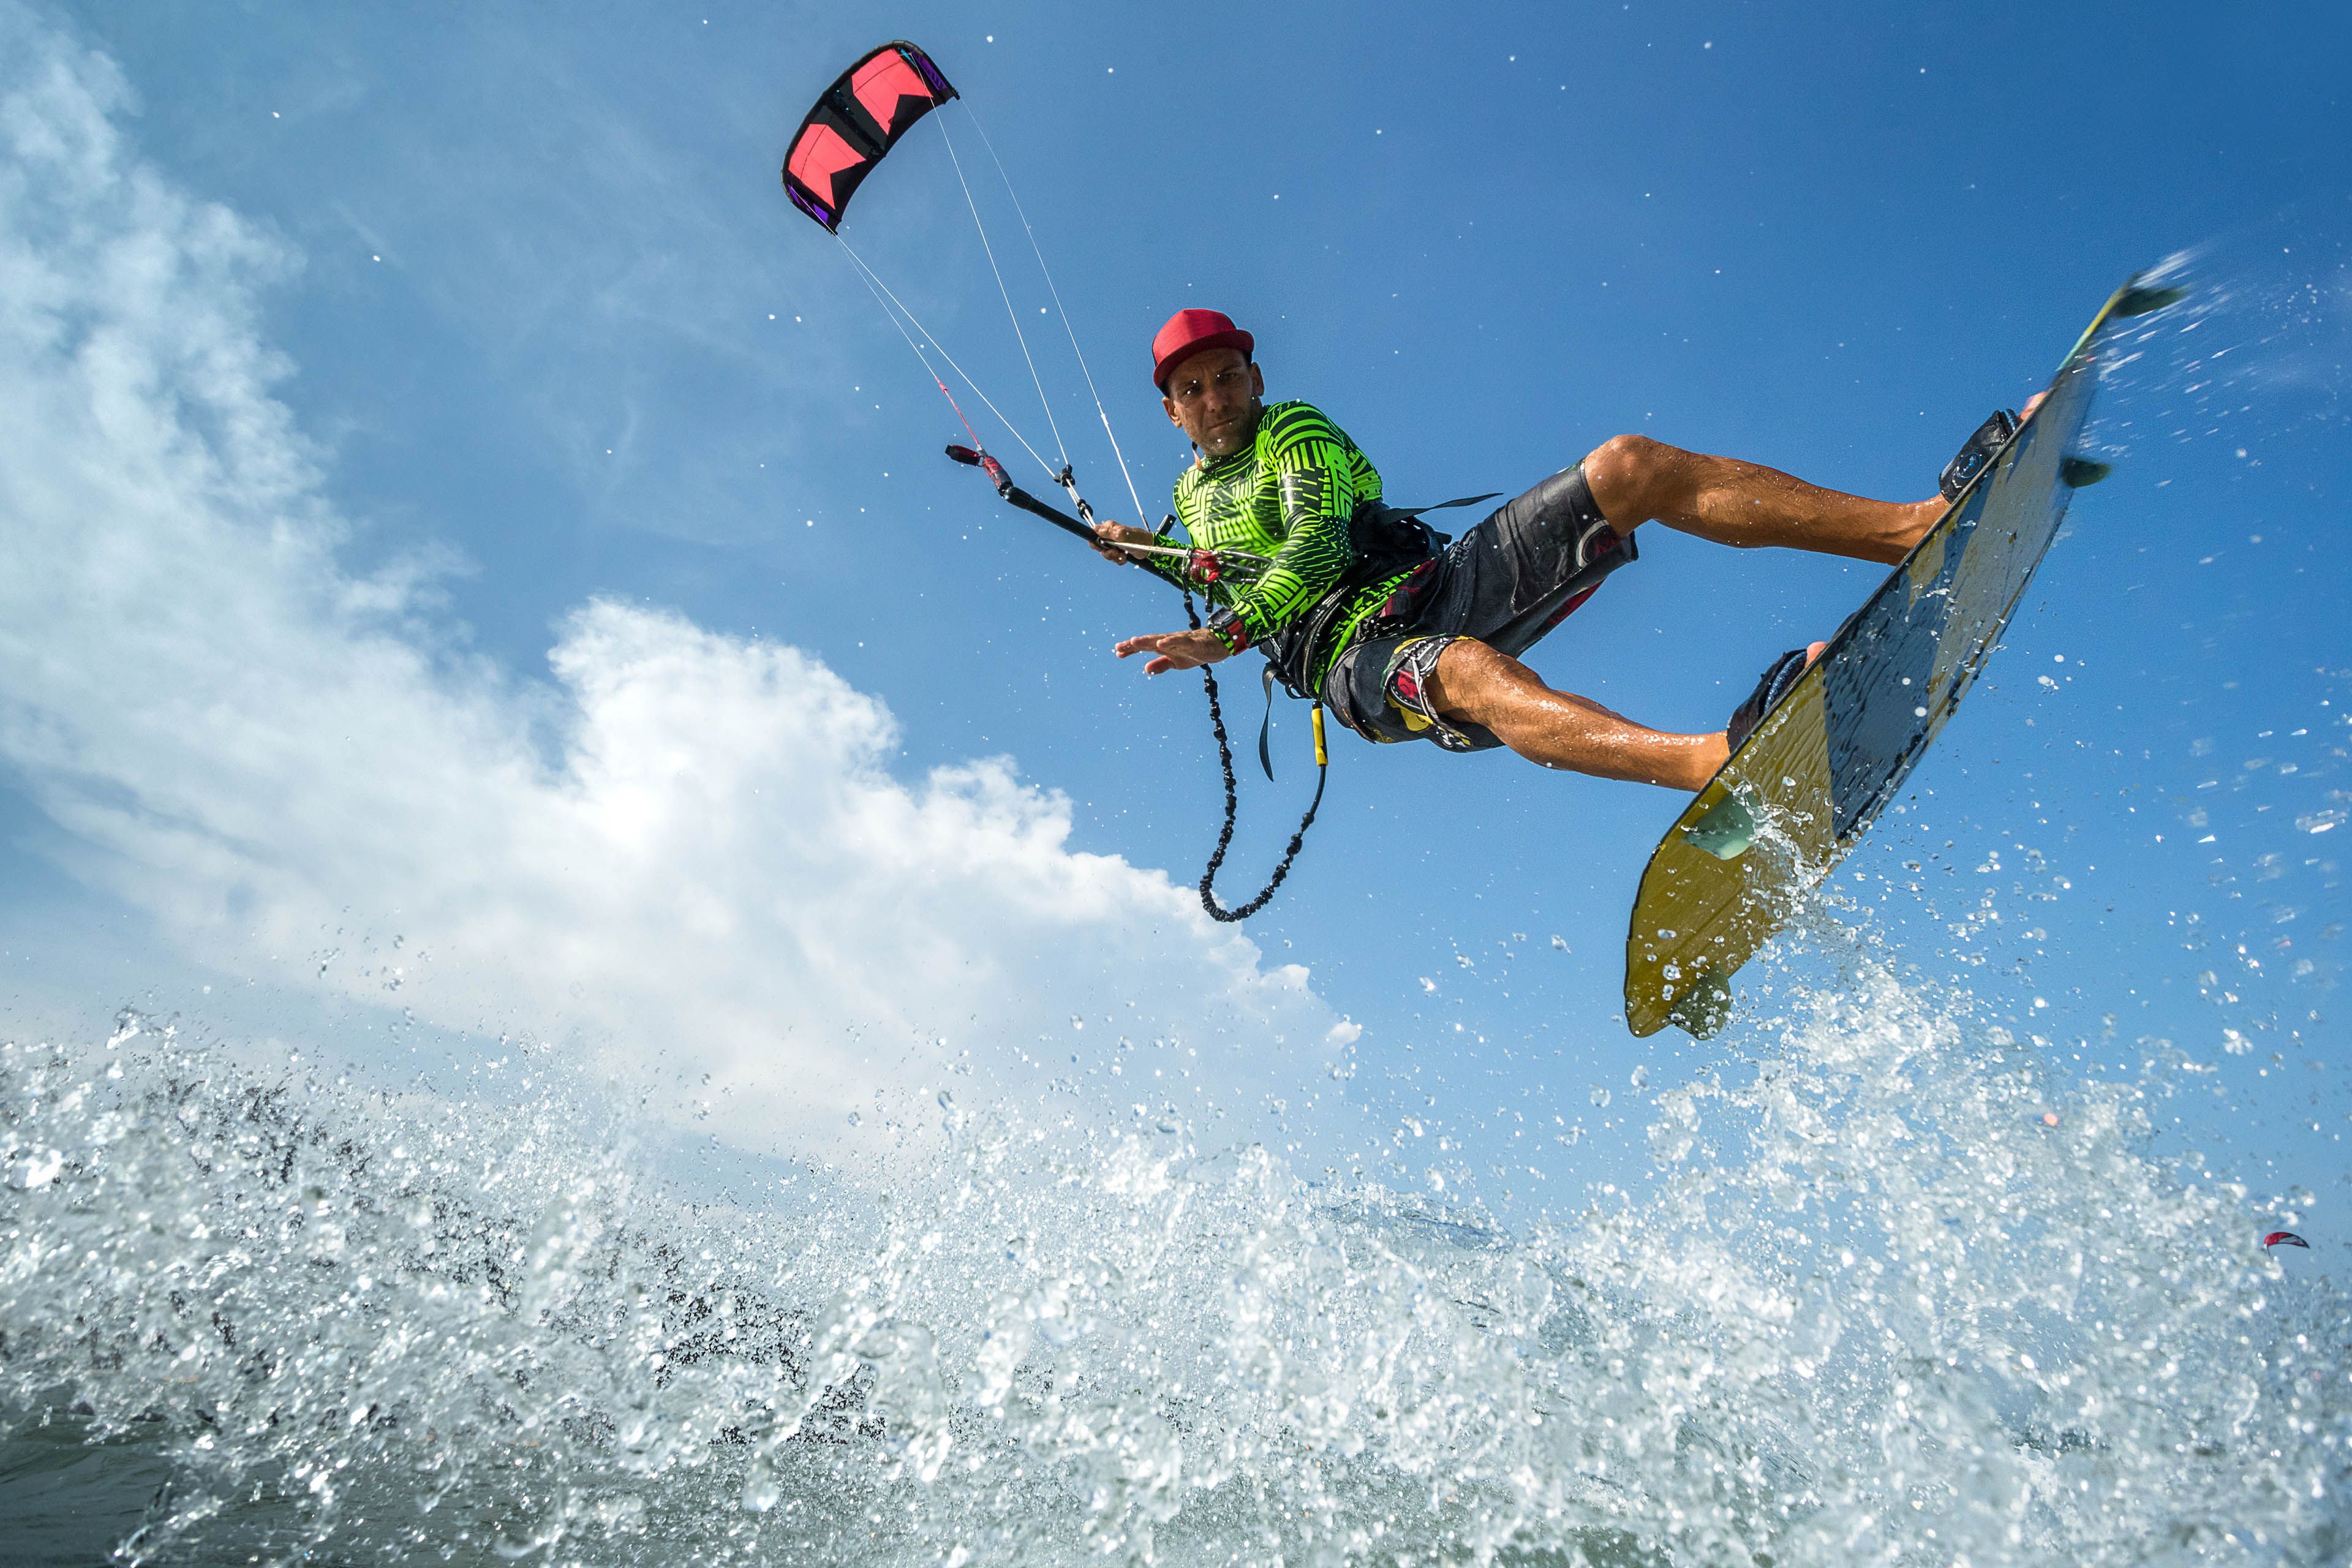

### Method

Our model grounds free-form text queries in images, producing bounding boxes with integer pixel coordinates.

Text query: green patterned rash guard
[1147,401,1418,689]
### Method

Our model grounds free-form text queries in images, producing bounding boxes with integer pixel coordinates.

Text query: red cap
[1151,308,1254,390]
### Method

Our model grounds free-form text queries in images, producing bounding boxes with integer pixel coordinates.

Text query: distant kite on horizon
[2263,1231,2310,1250]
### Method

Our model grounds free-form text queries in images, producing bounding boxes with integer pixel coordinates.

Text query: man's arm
[1214,409,1363,646]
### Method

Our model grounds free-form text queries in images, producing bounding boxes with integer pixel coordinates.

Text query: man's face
[1162,349,1265,459]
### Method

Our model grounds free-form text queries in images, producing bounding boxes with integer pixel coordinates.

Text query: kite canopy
[782,41,957,232]
[2263,1231,2311,1249]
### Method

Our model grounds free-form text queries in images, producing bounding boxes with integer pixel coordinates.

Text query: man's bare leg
[1420,639,1729,791]
[1579,434,1942,564]
[1423,636,1833,790]
[1416,412,2045,785]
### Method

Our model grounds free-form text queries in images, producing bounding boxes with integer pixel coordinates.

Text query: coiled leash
[1182,587,1328,923]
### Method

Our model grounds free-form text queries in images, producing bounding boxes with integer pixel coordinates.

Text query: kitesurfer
[1098,308,2007,793]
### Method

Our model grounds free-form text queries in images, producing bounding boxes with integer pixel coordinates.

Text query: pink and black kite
[782,41,957,233]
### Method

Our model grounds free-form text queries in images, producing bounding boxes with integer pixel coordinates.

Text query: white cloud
[0,9,1353,1156]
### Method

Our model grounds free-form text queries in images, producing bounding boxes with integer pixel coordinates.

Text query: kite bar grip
[1000,486,1098,546]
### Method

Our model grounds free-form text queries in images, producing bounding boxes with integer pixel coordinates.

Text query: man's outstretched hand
[1115,628,1231,675]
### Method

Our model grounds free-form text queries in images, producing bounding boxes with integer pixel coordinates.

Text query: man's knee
[1580,432,1675,526]
[1426,637,1525,722]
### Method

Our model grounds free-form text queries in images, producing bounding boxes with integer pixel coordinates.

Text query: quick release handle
[943,444,1096,545]
[944,443,1015,499]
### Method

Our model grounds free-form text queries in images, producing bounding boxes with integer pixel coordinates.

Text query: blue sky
[2,1,2346,1218]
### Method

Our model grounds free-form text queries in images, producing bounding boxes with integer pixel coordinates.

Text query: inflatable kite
[782,41,958,232]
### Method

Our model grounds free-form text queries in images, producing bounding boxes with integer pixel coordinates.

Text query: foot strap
[1727,647,1811,752]
[1939,408,2020,501]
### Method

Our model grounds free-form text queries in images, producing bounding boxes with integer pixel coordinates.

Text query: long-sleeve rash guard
[1148,401,1417,689]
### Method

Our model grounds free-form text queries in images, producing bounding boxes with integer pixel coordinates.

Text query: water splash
[2087,214,2352,460]
[4,963,2343,1566]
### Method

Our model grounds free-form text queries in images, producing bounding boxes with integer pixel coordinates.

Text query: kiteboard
[1623,274,2183,1038]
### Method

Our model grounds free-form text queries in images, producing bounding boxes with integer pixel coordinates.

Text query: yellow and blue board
[1624,277,2177,1038]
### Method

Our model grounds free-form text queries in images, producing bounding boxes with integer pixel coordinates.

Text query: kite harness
[782,41,1325,921]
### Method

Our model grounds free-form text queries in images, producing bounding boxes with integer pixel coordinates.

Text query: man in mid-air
[1096,308,2021,793]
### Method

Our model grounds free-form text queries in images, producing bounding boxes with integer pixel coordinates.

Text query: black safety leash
[946,442,1327,921]
[1183,589,1328,924]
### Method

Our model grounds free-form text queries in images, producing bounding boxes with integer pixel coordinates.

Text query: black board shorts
[1324,463,1638,752]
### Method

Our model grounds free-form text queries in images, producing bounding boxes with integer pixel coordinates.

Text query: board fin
[1664,968,1733,1039]
[2059,456,2113,487]
[1680,791,1757,860]
[2111,281,2187,318]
